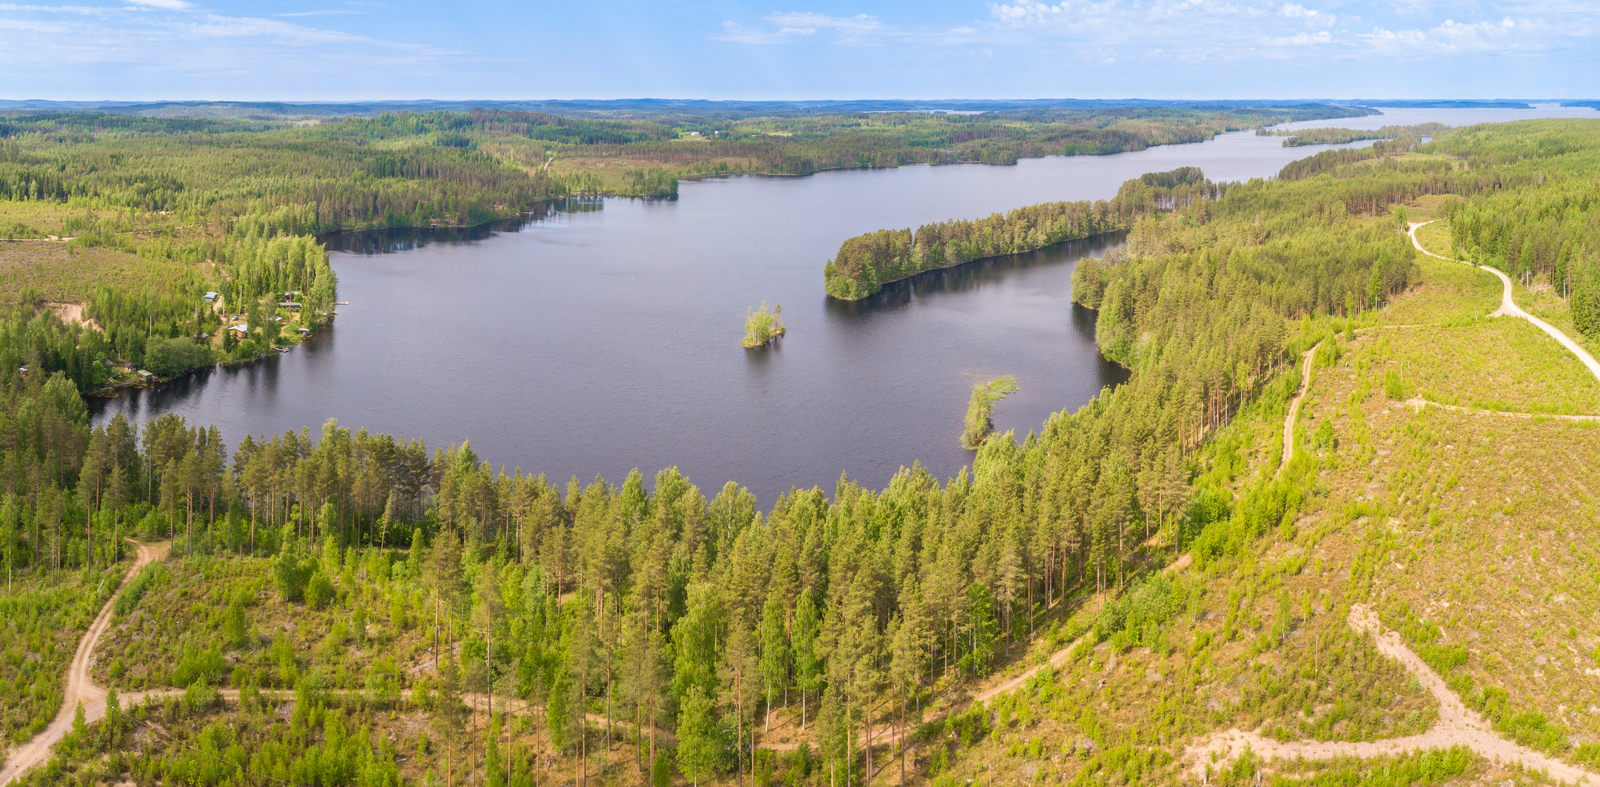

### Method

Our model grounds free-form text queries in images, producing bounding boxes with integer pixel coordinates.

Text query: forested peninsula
[1257,123,1450,147]
[823,168,1218,300]
[9,113,1600,786]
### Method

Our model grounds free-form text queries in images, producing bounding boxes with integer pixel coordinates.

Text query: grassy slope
[93,553,437,693]
[0,566,119,756]
[1387,320,1600,415]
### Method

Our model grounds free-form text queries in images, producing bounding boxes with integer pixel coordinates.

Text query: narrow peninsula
[960,375,1018,449]
[822,168,1216,300]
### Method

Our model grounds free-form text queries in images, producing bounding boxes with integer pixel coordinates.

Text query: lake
[88,105,1598,504]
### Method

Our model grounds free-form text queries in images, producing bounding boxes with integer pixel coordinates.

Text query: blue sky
[1,0,1594,101]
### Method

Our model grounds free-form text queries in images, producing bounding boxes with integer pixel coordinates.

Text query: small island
[741,301,787,348]
[960,375,1018,449]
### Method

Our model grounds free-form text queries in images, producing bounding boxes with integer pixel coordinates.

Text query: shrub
[305,572,335,610]
[142,336,211,379]
[1095,573,1182,649]
[112,563,167,616]
[171,645,226,687]
[272,535,313,603]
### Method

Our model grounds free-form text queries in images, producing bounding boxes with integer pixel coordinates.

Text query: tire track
[1409,221,1600,384]
[0,541,168,786]
[1184,604,1600,784]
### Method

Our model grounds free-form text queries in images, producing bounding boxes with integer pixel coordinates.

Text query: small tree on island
[741,301,786,348]
[961,376,1018,449]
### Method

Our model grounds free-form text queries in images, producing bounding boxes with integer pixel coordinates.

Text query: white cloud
[1271,29,1333,44]
[992,0,1067,27]
[971,0,1585,62]
[714,12,888,43]
[713,11,986,45]
[0,1,448,81]
[1280,3,1333,25]
[1362,15,1526,52]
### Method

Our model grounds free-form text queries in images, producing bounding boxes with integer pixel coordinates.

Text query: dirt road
[0,541,169,786]
[1184,604,1600,784]
[1281,345,1318,472]
[1405,397,1600,422]
[1409,221,1600,384]
[973,552,1192,706]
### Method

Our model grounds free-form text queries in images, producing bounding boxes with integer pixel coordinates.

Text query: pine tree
[792,590,821,731]
[676,685,722,787]
[758,588,790,734]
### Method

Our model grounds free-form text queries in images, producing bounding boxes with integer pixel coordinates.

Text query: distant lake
[89,105,1599,504]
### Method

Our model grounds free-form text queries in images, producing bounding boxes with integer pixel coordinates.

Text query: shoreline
[826,227,1129,303]
[84,331,325,399]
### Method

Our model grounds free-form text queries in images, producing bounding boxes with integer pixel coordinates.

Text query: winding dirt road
[0,541,169,786]
[1409,221,1600,383]
[1281,344,1318,472]
[0,541,660,786]
[1184,604,1600,784]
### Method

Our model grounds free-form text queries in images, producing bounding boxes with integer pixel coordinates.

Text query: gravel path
[1409,221,1600,384]
[0,541,168,786]
[1184,604,1600,784]
[1405,397,1600,422]
[1281,345,1317,472]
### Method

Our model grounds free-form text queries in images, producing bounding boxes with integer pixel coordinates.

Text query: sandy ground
[1183,604,1600,784]
[0,541,168,786]
[1281,344,1317,472]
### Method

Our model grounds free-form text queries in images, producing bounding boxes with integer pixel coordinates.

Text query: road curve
[1409,221,1600,384]
[1184,604,1600,784]
[0,541,169,786]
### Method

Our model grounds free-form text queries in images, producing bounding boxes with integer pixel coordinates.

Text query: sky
[0,0,1595,101]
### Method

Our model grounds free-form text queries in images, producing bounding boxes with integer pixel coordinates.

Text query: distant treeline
[823,168,1220,300]
[1258,123,1451,147]
[1429,120,1600,333]
[0,116,565,232]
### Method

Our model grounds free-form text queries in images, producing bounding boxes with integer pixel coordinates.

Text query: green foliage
[15,112,1600,787]
[1259,123,1449,148]
[172,644,227,687]
[112,562,167,616]
[1093,572,1184,651]
[677,684,730,783]
[652,750,673,787]
[741,301,786,348]
[1380,601,1468,675]
[142,336,211,379]
[1382,369,1408,401]
[1243,748,1471,787]
[305,571,335,610]
[826,169,1212,299]
[222,596,248,648]
[272,534,314,604]
[0,566,118,744]
[960,376,1018,449]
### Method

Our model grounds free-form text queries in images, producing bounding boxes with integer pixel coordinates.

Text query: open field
[0,566,119,758]
[1375,255,1501,327]
[1379,319,1600,415]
